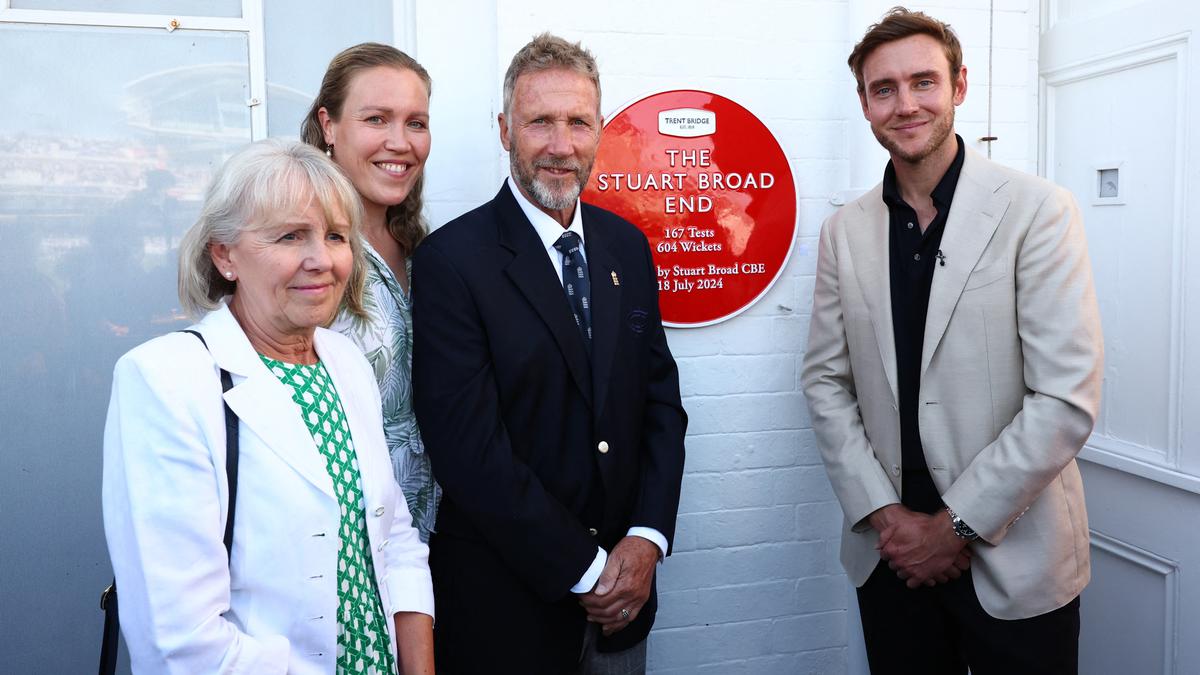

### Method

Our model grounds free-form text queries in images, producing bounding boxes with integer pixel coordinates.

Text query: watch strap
[946,506,978,541]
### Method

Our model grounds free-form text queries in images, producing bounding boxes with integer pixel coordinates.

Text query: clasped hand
[578,536,659,636]
[871,504,972,589]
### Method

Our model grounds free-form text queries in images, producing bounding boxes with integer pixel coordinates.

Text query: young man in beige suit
[801,8,1104,674]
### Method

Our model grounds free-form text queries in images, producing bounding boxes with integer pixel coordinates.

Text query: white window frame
[394,0,415,59]
[0,0,269,139]
[0,0,416,139]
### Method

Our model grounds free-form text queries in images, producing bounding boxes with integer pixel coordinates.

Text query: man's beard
[875,105,955,165]
[511,152,590,211]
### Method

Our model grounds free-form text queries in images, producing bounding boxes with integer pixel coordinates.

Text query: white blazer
[103,304,434,674]
[801,148,1104,620]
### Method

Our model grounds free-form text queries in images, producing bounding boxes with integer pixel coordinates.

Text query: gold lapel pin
[611,271,620,286]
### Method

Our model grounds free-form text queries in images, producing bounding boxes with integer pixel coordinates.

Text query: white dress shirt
[507,177,668,593]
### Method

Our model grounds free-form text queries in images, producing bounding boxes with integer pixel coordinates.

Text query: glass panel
[1098,167,1119,198]
[0,23,251,674]
[11,0,242,17]
[262,0,393,137]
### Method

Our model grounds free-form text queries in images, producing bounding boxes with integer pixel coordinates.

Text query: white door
[1040,2,1200,672]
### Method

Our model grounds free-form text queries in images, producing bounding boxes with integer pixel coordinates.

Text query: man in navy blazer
[411,33,687,674]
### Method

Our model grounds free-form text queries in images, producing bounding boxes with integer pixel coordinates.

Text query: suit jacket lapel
[582,208,621,418]
[495,184,594,407]
[921,150,1011,378]
[197,306,336,499]
[846,188,899,406]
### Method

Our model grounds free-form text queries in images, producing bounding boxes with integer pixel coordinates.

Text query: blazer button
[374,506,385,517]
[892,465,901,476]
[598,441,610,454]
[588,528,598,536]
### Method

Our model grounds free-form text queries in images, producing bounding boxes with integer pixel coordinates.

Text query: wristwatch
[945,506,979,541]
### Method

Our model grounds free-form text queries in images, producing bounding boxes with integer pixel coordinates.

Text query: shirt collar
[507,176,585,251]
[881,134,966,210]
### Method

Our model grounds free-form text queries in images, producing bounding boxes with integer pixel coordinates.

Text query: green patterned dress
[261,355,397,675]
[330,239,439,541]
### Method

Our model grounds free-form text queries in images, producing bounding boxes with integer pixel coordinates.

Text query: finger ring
[620,608,630,620]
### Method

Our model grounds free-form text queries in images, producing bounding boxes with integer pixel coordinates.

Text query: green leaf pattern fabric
[330,239,440,541]
[260,355,396,675]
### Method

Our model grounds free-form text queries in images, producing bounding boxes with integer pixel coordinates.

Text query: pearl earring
[326,144,333,158]
[225,271,235,280]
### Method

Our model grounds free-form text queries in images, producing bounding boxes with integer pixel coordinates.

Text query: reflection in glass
[0,23,251,673]
[261,0,393,137]
[1098,168,1119,199]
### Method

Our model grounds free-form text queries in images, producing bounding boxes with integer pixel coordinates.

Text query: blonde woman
[301,43,439,542]
[103,139,434,674]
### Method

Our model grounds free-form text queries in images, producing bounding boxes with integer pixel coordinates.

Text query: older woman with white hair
[102,138,434,674]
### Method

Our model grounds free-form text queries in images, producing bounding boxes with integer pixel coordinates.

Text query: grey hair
[177,138,367,320]
[502,32,601,129]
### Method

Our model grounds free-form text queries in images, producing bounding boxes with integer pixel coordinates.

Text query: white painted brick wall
[415,1,1039,672]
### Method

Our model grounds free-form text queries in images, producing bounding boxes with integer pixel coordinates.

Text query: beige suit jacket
[801,147,1104,620]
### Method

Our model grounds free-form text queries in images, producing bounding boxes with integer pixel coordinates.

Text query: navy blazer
[412,183,687,672]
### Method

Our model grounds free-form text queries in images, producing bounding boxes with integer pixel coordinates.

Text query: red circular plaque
[583,90,797,327]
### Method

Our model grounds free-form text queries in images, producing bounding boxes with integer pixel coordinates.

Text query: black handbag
[99,330,240,675]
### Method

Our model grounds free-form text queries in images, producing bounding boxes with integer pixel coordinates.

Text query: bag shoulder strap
[100,329,240,675]
[180,329,239,559]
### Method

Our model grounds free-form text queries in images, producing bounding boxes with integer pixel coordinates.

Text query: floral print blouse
[330,239,440,541]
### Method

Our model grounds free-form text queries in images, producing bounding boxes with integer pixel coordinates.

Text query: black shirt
[883,134,966,513]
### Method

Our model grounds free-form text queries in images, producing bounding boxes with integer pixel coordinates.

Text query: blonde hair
[177,138,367,320]
[300,42,432,256]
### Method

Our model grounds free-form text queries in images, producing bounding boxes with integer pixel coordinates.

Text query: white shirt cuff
[627,526,668,560]
[570,547,607,594]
